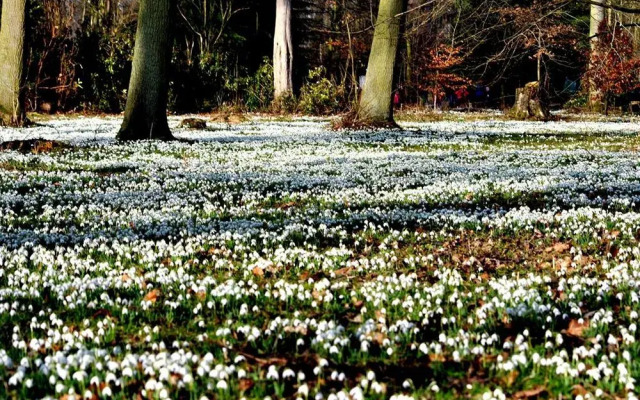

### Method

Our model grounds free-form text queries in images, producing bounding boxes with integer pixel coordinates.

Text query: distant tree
[118,0,174,140]
[357,0,406,125]
[273,0,293,103]
[497,2,580,86]
[415,44,471,110]
[584,21,640,115]
[588,0,605,108]
[0,0,27,126]
[589,0,605,51]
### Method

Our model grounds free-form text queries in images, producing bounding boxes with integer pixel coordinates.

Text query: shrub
[298,67,344,115]
[233,58,274,112]
[246,59,275,111]
[564,93,588,111]
[584,21,640,114]
[272,91,297,114]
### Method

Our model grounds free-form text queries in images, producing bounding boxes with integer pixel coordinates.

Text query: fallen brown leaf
[564,319,589,337]
[334,267,354,276]
[371,332,386,345]
[238,378,254,391]
[284,325,308,335]
[503,370,519,387]
[513,386,546,399]
[546,242,570,253]
[143,289,160,303]
[572,385,588,396]
[276,201,297,210]
[558,256,572,270]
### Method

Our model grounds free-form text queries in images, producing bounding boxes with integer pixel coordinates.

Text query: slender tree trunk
[273,0,293,100]
[590,1,605,49]
[0,0,27,126]
[357,0,405,124]
[118,0,174,141]
[589,0,605,110]
[405,0,419,103]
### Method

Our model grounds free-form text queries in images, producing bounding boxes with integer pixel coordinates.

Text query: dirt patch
[0,139,72,154]
[209,112,248,124]
[431,229,599,278]
[332,110,401,131]
[179,118,208,130]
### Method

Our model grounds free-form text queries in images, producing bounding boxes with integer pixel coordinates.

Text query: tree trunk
[512,81,550,120]
[0,0,27,126]
[118,0,174,141]
[273,0,293,100]
[357,0,405,124]
[589,0,605,110]
[590,0,605,50]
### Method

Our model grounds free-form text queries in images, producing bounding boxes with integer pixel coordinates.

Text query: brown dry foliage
[0,139,72,154]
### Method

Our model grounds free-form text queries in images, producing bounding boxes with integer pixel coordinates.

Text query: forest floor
[1,116,640,399]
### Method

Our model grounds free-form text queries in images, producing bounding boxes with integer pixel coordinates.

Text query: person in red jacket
[455,87,469,108]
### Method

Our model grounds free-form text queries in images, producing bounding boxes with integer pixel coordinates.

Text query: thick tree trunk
[273,0,293,100]
[357,0,405,124]
[589,0,605,109]
[118,0,174,141]
[0,0,27,126]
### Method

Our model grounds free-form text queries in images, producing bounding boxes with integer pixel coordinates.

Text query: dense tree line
[2,0,640,134]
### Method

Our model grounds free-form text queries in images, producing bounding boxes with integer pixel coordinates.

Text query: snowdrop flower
[216,380,228,390]
[371,381,384,394]
[266,365,279,380]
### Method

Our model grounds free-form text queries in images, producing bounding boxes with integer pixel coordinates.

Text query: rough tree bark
[0,0,27,126]
[118,0,174,141]
[512,81,550,120]
[273,0,293,101]
[357,0,405,125]
[588,0,605,109]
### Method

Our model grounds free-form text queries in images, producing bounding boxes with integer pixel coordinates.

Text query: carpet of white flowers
[1,116,640,400]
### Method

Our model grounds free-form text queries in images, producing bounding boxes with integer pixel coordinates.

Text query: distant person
[455,87,469,108]
[475,85,485,100]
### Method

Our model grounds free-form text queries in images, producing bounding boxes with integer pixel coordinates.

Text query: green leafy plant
[298,67,344,115]
[245,58,275,111]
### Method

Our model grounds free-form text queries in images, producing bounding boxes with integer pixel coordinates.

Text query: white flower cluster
[0,117,639,399]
